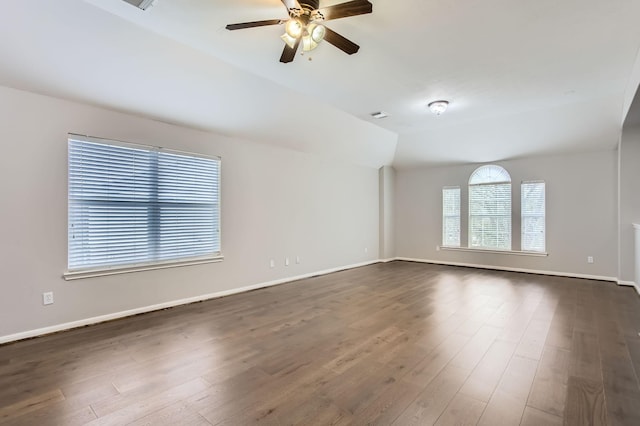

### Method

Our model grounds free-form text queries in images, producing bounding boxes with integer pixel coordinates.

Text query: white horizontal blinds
[68,137,220,271]
[521,181,545,252]
[157,151,220,261]
[468,165,512,250]
[69,140,153,269]
[442,187,460,247]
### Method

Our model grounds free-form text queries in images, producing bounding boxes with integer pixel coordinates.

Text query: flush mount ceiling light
[428,100,449,115]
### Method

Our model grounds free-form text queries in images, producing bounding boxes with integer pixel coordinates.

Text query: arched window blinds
[468,165,511,250]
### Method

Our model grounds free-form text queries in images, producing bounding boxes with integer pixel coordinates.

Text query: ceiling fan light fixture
[285,19,303,38]
[295,23,325,52]
[226,0,373,63]
[309,23,326,43]
[280,33,298,49]
[428,100,449,115]
[302,35,318,51]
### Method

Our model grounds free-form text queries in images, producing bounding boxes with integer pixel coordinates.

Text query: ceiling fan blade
[323,27,360,55]
[281,0,302,13]
[280,37,301,63]
[317,0,372,21]
[225,19,284,31]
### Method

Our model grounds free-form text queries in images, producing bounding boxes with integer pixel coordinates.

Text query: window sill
[63,255,224,281]
[438,246,548,257]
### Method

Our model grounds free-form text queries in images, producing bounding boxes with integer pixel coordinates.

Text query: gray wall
[395,151,619,278]
[618,127,640,282]
[0,86,380,338]
[379,166,396,260]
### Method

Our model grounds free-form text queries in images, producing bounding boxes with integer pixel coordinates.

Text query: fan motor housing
[300,0,320,10]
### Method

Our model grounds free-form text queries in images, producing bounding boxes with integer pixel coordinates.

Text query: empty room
[1,0,640,425]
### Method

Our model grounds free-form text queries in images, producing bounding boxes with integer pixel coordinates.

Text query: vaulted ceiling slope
[0,0,397,168]
[1,0,640,169]
[623,54,640,130]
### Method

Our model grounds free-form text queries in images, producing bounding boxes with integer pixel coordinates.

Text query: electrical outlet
[587,256,594,264]
[285,257,290,266]
[364,247,368,254]
[43,292,54,305]
[269,259,275,268]
[296,256,300,264]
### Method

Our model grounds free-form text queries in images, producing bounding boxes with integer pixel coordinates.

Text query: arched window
[468,165,511,250]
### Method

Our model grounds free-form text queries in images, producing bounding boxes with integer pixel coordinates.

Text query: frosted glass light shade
[309,23,325,43]
[285,19,303,38]
[281,33,297,48]
[428,100,449,115]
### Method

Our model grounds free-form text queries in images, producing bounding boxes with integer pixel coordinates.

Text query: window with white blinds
[442,187,460,247]
[521,181,545,252]
[468,165,511,250]
[68,136,221,271]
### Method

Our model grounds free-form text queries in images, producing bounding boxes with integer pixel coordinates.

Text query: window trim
[438,246,548,256]
[65,134,223,279]
[63,255,224,280]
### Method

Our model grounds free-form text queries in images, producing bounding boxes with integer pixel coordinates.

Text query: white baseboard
[3,258,635,345]
[0,259,379,345]
[395,257,618,283]
[618,280,640,296]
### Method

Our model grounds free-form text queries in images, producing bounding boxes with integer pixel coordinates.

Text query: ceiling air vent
[122,0,157,10]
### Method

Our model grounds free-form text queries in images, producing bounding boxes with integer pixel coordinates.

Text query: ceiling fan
[225,0,373,63]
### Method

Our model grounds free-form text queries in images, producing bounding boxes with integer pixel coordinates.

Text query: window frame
[64,134,223,280]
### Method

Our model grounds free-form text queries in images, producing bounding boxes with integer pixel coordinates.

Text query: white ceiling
[1,0,639,168]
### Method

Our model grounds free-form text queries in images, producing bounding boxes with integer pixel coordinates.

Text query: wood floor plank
[392,365,469,425]
[273,396,352,426]
[433,393,486,426]
[563,376,607,426]
[404,332,470,387]
[348,379,423,426]
[0,405,97,426]
[322,326,404,374]
[477,355,539,426]
[299,360,398,418]
[448,325,501,371]
[515,317,554,361]
[569,331,602,382]
[1,262,639,425]
[595,292,640,426]
[544,302,576,351]
[0,389,65,422]
[458,339,518,402]
[88,378,210,425]
[126,401,211,426]
[521,406,563,426]
[528,345,571,417]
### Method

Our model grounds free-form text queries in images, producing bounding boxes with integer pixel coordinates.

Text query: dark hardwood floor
[1,261,640,425]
